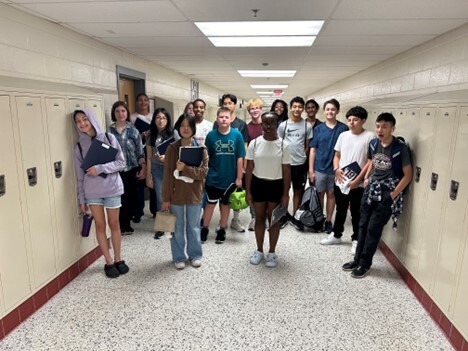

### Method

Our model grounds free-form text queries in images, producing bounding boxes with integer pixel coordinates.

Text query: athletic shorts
[315,171,335,192]
[250,175,283,203]
[205,184,233,205]
[291,163,308,190]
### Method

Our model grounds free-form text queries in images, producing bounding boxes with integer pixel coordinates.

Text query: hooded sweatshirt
[72,109,125,204]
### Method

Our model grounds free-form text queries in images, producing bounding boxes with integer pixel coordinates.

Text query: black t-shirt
[369,137,411,180]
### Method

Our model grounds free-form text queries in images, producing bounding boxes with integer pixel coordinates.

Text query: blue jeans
[152,163,165,212]
[170,203,203,263]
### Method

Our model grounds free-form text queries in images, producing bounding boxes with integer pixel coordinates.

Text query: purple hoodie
[72,109,125,204]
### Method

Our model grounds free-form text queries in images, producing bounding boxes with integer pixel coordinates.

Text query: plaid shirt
[365,177,403,229]
[109,122,144,172]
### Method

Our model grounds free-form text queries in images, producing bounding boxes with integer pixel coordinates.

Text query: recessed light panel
[251,85,289,89]
[239,70,296,78]
[208,36,315,47]
[195,21,324,36]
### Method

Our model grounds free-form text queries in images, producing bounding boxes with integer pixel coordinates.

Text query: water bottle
[81,213,93,237]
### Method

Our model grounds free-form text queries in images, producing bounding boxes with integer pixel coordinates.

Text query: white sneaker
[230,218,246,233]
[248,218,255,231]
[320,233,343,245]
[191,259,202,268]
[265,253,278,268]
[174,261,185,270]
[351,240,358,255]
[250,250,264,265]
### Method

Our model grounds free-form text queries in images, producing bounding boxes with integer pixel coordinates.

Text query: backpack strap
[77,142,83,159]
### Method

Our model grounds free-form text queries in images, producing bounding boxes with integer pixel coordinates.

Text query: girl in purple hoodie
[72,109,129,278]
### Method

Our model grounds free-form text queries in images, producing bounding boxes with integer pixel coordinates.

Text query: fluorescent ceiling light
[239,70,296,78]
[256,91,275,95]
[251,85,288,89]
[208,36,315,47]
[195,21,324,36]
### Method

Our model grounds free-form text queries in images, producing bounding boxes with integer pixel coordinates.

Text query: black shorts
[205,184,233,205]
[250,175,283,203]
[291,163,308,190]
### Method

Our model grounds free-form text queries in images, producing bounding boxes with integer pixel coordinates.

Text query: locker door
[15,96,57,288]
[433,106,468,313]
[417,106,458,292]
[45,98,80,271]
[0,95,32,311]
[86,99,104,129]
[452,215,468,337]
[401,107,435,271]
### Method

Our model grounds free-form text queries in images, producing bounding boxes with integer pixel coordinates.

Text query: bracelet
[333,167,339,172]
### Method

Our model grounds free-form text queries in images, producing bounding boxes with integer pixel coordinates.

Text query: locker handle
[27,167,37,187]
[426,112,431,116]
[93,104,98,107]
[0,175,5,197]
[449,180,459,201]
[54,103,59,107]
[415,167,421,183]
[75,104,80,107]
[444,112,449,117]
[26,102,33,106]
[54,161,62,179]
[430,172,438,191]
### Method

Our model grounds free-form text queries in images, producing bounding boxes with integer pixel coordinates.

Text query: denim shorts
[315,171,335,192]
[86,195,121,209]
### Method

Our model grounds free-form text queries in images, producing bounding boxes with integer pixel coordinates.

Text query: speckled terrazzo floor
[0,206,453,351]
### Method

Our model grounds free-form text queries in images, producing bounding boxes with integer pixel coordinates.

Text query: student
[201,107,246,244]
[193,98,213,146]
[215,94,249,233]
[320,106,375,254]
[108,101,146,235]
[184,101,194,117]
[277,96,313,230]
[246,112,291,268]
[130,93,154,221]
[270,99,289,124]
[146,108,177,239]
[309,98,348,233]
[72,109,129,279]
[162,114,208,269]
[342,112,412,278]
[305,99,321,129]
[245,98,264,231]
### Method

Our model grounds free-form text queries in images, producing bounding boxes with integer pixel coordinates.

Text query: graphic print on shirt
[373,152,392,171]
[215,139,235,154]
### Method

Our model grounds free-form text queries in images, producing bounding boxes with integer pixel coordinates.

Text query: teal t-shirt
[205,128,246,189]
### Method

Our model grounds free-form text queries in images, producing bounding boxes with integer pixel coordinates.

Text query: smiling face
[248,104,263,121]
[114,105,128,122]
[290,102,304,120]
[273,102,284,116]
[324,103,339,121]
[261,114,278,138]
[155,111,168,131]
[306,102,318,118]
[74,112,95,136]
[137,95,149,114]
[193,100,205,120]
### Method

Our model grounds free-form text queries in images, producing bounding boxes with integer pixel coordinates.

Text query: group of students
[72,92,412,279]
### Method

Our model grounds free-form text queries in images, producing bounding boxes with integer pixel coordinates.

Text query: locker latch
[415,167,421,183]
[449,180,459,201]
[0,175,5,197]
[54,161,62,179]
[27,167,37,187]
[430,173,438,191]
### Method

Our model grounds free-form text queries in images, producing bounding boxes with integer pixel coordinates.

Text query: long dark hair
[149,107,173,145]
[270,99,288,122]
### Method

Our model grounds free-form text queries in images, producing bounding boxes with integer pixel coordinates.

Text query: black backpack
[293,185,325,232]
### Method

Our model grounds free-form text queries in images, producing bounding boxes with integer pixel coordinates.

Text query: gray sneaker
[250,250,264,265]
[230,218,245,233]
[265,253,278,268]
[248,218,255,231]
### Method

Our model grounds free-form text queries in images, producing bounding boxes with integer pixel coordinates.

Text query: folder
[271,204,288,226]
[156,136,175,156]
[80,138,118,177]
[134,117,151,134]
[179,146,203,167]
[341,161,362,181]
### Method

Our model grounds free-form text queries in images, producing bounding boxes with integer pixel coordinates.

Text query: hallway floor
[0,209,453,350]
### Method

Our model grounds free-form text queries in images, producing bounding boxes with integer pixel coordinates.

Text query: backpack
[369,136,411,180]
[293,185,325,232]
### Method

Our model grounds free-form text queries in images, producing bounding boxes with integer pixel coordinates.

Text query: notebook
[80,138,118,178]
[134,117,151,134]
[271,204,288,226]
[156,136,175,156]
[179,146,203,167]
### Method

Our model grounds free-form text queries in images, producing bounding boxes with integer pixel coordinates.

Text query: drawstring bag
[229,188,248,211]
[154,211,177,233]
[81,213,93,237]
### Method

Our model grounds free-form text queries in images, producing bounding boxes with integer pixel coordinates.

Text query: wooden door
[119,78,135,113]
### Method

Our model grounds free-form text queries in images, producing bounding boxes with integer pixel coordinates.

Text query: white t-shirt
[277,119,313,166]
[246,136,291,180]
[335,130,375,169]
[194,119,214,146]
[130,112,152,125]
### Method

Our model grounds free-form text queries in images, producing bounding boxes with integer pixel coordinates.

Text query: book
[179,146,203,167]
[156,136,175,156]
[337,161,362,195]
[271,204,288,226]
[134,117,151,134]
[81,138,118,171]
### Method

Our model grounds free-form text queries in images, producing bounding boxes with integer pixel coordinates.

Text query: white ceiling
[4,0,468,102]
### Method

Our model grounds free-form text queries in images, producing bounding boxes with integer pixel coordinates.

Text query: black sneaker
[115,260,129,274]
[122,226,134,235]
[201,227,209,242]
[290,216,304,232]
[324,220,333,233]
[104,264,120,278]
[351,265,370,278]
[279,215,289,229]
[215,228,226,244]
[154,231,164,239]
[132,215,142,223]
[342,260,359,271]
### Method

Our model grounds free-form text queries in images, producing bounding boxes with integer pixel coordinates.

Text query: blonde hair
[246,98,263,111]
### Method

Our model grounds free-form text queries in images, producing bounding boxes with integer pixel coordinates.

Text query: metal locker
[86,99,105,129]
[45,97,81,270]
[15,96,57,288]
[0,95,32,313]
[432,106,468,314]
[452,215,468,338]
[417,106,458,293]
